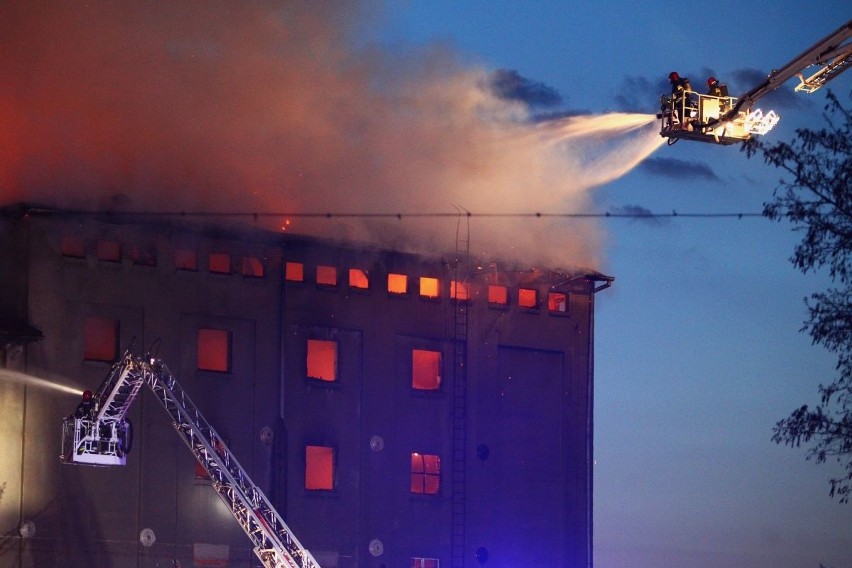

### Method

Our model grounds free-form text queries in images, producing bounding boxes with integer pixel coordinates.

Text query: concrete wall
[0,214,598,568]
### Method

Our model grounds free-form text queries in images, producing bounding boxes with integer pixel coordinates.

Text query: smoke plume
[1,2,662,270]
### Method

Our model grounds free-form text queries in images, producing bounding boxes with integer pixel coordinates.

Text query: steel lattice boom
[61,348,321,568]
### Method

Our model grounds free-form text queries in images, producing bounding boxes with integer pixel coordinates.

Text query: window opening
[411,453,441,495]
[388,273,407,294]
[208,252,230,274]
[84,317,118,362]
[175,249,198,271]
[242,257,264,277]
[307,339,337,382]
[518,288,538,308]
[197,328,231,372]
[419,277,440,298]
[450,280,470,301]
[96,240,121,262]
[195,438,227,481]
[61,236,85,258]
[547,292,568,312]
[317,265,337,286]
[285,262,304,282]
[488,285,508,305]
[412,349,441,390]
[131,244,156,266]
[305,445,335,490]
[349,268,369,289]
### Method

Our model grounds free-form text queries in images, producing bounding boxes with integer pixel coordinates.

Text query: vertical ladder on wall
[450,209,470,568]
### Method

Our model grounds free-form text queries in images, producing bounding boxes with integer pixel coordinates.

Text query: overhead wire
[18,207,765,220]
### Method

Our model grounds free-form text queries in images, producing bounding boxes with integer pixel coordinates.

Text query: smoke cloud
[609,205,665,225]
[1,2,662,270]
[640,157,720,181]
[486,69,563,108]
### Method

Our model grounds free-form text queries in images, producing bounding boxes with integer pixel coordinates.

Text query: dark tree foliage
[744,90,852,503]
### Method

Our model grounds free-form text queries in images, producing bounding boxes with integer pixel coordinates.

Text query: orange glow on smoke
[1,3,662,270]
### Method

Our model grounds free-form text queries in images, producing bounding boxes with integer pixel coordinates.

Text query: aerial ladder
[660,19,852,145]
[61,345,321,568]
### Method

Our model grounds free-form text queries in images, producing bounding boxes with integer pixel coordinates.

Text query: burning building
[0,205,610,567]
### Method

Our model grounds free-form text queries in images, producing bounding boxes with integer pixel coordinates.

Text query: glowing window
[208,253,230,274]
[285,262,304,282]
[548,292,568,312]
[131,244,156,266]
[450,280,470,301]
[411,453,441,495]
[61,236,85,258]
[419,277,439,298]
[84,317,118,362]
[175,249,197,271]
[349,268,369,289]
[305,445,335,490]
[96,240,121,262]
[197,328,231,372]
[317,265,337,286]
[518,288,538,308]
[488,285,508,305]
[307,339,337,381]
[388,273,407,294]
[242,257,264,277]
[412,349,441,390]
[411,559,440,568]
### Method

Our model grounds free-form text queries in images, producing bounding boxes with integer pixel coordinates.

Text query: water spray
[0,369,84,396]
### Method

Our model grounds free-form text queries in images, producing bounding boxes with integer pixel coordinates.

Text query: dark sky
[376,3,852,567]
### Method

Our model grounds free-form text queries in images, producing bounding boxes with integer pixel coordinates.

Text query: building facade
[0,206,609,567]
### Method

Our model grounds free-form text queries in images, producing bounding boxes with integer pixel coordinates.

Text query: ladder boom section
[61,349,321,568]
[728,20,852,119]
[796,48,852,93]
[95,356,146,424]
[662,20,851,145]
[61,351,143,466]
[143,358,321,568]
